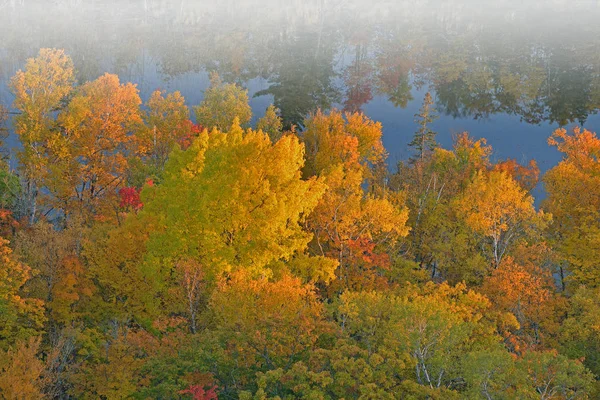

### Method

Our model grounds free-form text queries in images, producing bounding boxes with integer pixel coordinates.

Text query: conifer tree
[409,92,438,162]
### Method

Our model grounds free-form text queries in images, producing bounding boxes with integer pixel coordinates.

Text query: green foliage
[0,167,21,210]
[409,92,438,162]
[257,104,284,142]
[194,72,252,131]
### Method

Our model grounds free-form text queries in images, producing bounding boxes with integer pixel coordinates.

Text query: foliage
[544,127,600,288]
[0,237,45,348]
[409,92,438,162]
[257,104,284,142]
[141,90,192,174]
[141,120,329,286]
[0,48,598,400]
[0,337,45,399]
[10,48,75,223]
[456,170,550,267]
[194,72,252,131]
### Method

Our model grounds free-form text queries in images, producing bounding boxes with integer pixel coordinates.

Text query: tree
[257,104,283,142]
[456,170,550,268]
[301,109,386,177]
[140,90,192,175]
[0,167,22,213]
[207,271,328,396]
[194,72,251,131]
[301,111,409,294]
[0,337,45,399]
[83,211,157,323]
[559,286,600,379]
[462,348,524,400]
[337,282,501,393]
[15,220,91,327]
[10,48,75,223]
[70,327,146,399]
[517,351,594,400]
[135,121,332,319]
[493,159,540,192]
[482,255,563,353]
[0,237,45,349]
[180,384,218,400]
[307,163,409,294]
[392,133,493,283]
[57,73,143,221]
[544,127,600,288]
[409,92,438,162]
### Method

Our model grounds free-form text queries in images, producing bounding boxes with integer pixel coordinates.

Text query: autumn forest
[0,46,600,399]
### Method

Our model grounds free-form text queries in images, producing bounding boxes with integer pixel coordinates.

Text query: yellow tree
[338,282,501,393]
[544,127,600,288]
[0,337,45,399]
[302,110,409,294]
[10,48,75,223]
[0,237,45,349]
[302,109,386,177]
[493,158,540,192]
[482,254,564,353]
[105,120,334,328]
[15,220,92,327]
[57,73,143,220]
[456,170,550,268]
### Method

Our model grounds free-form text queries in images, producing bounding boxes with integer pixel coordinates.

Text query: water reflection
[1,1,599,160]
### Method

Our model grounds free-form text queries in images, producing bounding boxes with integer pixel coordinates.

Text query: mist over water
[1,0,600,200]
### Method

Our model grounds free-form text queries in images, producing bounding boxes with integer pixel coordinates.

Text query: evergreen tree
[409,92,438,162]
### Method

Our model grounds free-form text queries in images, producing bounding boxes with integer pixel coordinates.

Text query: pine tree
[409,92,438,162]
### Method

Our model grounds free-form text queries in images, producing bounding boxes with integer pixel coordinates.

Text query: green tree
[257,104,283,142]
[194,72,252,131]
[409,92,438,162]
[141,90,192,174]
[517,351,594,400]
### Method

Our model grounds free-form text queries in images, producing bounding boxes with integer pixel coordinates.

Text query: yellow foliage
[0,337,45,399]
[456,170,550,267]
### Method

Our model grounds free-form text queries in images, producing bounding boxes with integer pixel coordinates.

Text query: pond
[1,0,599,200]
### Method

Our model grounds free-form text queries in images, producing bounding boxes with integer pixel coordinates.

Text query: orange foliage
[482,255,562,353]
[210,271,327,369]
[493,159,540,191]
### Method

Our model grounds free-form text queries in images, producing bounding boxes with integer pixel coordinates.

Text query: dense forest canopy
[0,47,599,399]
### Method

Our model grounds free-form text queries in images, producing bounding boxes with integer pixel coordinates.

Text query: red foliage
[118,187,143,211]
[179,121,204,150]
[0,208,18,237]
[493,159,540,191]
[179,385,218,400]
[347,236,391,269]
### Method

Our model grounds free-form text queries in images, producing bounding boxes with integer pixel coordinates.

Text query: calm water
[1,1,600,199]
